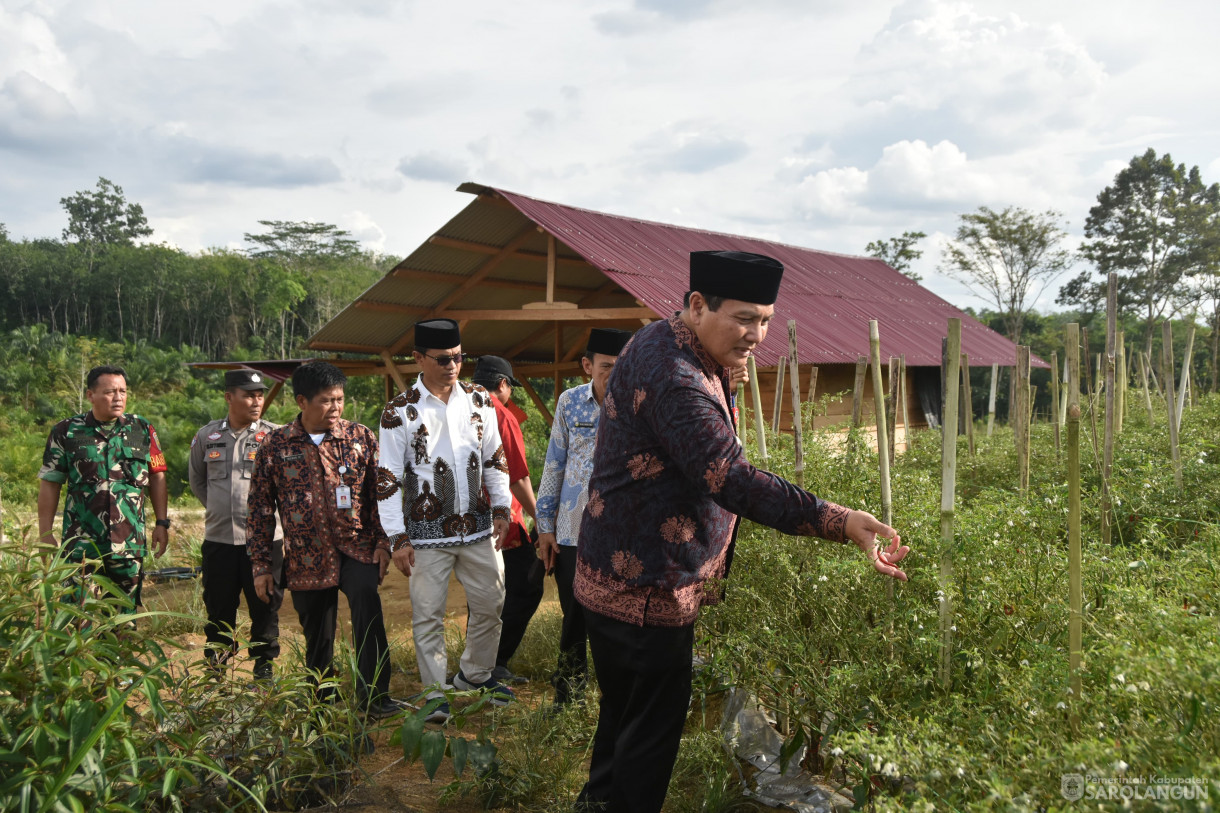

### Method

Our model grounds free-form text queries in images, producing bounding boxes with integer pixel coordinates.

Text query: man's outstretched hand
[845,509,909,581]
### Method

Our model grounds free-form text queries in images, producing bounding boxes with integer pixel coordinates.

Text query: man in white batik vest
[376,318,514,723]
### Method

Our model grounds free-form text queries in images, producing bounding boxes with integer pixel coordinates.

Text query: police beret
[224,369,268,390]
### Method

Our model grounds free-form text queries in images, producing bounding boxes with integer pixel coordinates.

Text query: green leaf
[419,730,446,781]
[160,767,178,798]
[449,736,468,777]
[468,740,498,776]
[399,714,425,761]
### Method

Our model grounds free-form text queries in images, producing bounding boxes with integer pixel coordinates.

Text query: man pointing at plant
[573,250,910,813]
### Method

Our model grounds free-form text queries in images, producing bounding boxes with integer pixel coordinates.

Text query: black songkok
[689,250,784,305]
[586,328,632,357]
[414,318,461,350]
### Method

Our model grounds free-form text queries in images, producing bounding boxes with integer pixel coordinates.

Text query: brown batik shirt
[247,416,389,590]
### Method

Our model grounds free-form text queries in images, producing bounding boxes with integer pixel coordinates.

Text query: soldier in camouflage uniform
[37,365,170,614]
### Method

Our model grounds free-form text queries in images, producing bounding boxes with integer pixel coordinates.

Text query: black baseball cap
[471,355,522,388]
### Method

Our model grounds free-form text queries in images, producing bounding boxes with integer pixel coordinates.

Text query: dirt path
[147,509,565,812]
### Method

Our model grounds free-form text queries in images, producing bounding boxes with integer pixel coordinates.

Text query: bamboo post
[1050,351,1061,453]
[870,321,892,500]
[987,363,998,437]
[788,321,804,489]
[736,383,747,446]
[887,356,899,465]
[1059,354,1069,427]
[771,356,786,434]
[1116,331,1126,433]
[899,355,909,452]
[747,354,767,462]
[851,356,868,427]
[1102,272,1117,546]
[1015,347,1031,496]
[1146,349,1161,397]
[807,366,819,420]
[1065,323,1083,729]
[960,352,975,455]
[1162,322,1182,489]
[1139,351,1153,421]
[1082,327,1093,397]
[1176,324,1195,433]
[939,319,961,692]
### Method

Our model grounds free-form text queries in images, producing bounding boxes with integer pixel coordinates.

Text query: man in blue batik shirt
[536,328,632,708]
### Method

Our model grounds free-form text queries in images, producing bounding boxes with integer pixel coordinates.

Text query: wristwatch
[155,518,172,529]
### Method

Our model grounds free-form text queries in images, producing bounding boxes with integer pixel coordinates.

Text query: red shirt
[488,395,531,549]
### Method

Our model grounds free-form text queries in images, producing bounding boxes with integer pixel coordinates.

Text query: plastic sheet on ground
[720,688,854,813]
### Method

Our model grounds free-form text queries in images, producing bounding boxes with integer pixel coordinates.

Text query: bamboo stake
[1066,323,1083,730]
[736,383,747,446]
[987,363,998,437]
[887,356,899,465]
[1139,351,1153,421]
[1102,272,1117,546]
[939,319,961,692]
[788,321,805,489]
[1116,332,1126,433]
[1082,327,1093,397]
[748,354,767,462]
[1059,354,1069,427]
[870,321,892,509]
[960,352,975,456]
[899,355,909,452]
[1050,351,1061,453]
[1176,324,1195,433]
[1162,322,1183,489]
[807,366,819,420]
[851,356,868,427]
[1015,347,1031,496]
[772,357,786,434]
[1146,349,1161,397]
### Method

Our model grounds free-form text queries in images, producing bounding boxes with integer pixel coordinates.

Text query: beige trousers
[409,537,505,693]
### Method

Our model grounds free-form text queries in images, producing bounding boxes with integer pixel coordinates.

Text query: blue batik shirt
[536,382,601,547]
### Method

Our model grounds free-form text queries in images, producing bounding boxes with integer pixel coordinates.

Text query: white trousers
[409,537,505,692]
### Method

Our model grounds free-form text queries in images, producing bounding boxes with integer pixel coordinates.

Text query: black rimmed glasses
[424,352,466,367]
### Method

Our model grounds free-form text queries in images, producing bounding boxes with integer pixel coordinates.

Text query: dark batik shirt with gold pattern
[247,416,388,591]
[574,314,850,628]
[376,376,512,550]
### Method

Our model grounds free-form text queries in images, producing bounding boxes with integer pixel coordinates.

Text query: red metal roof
[487,185,1045,368]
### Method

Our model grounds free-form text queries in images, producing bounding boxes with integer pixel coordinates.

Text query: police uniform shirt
[188,417,282,545]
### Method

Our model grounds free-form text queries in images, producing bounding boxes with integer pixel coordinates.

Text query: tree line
[867,148,1220,392]
[0,178,397,360]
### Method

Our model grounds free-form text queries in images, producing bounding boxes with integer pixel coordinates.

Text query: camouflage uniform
[38,411,167,610]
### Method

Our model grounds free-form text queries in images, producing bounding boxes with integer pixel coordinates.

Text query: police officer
[188,369,283,679]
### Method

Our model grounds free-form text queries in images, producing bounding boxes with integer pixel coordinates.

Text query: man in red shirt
[470,356,540,685]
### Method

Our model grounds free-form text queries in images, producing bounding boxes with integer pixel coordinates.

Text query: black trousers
[290,553,390,703]
[576,609,694,813]
[494,534,544,668]
[201,540,283,667]
[552,546,588,698]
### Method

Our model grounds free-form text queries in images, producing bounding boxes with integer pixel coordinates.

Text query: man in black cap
[188,368,283,679]
[378,318,514,722]
[469,355,540,685]
[572,251,911,812]
[536,327,631,709]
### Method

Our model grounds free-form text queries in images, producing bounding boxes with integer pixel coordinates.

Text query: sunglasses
[423,352,466,367]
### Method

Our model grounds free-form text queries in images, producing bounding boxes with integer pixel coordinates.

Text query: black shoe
[366,697,410,720]
[253,662,273,682]
[491,664,529,684]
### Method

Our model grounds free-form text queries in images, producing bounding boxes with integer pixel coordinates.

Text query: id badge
[335,485,352,509]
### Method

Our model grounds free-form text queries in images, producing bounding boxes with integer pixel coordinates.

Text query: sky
[3,0,1220,312]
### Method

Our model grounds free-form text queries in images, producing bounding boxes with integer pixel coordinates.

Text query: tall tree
[939,206,1072,346]
[866,230,927,282]
[1060,148,1220,352]
[243,220,361,270]
[59,178,153,270]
